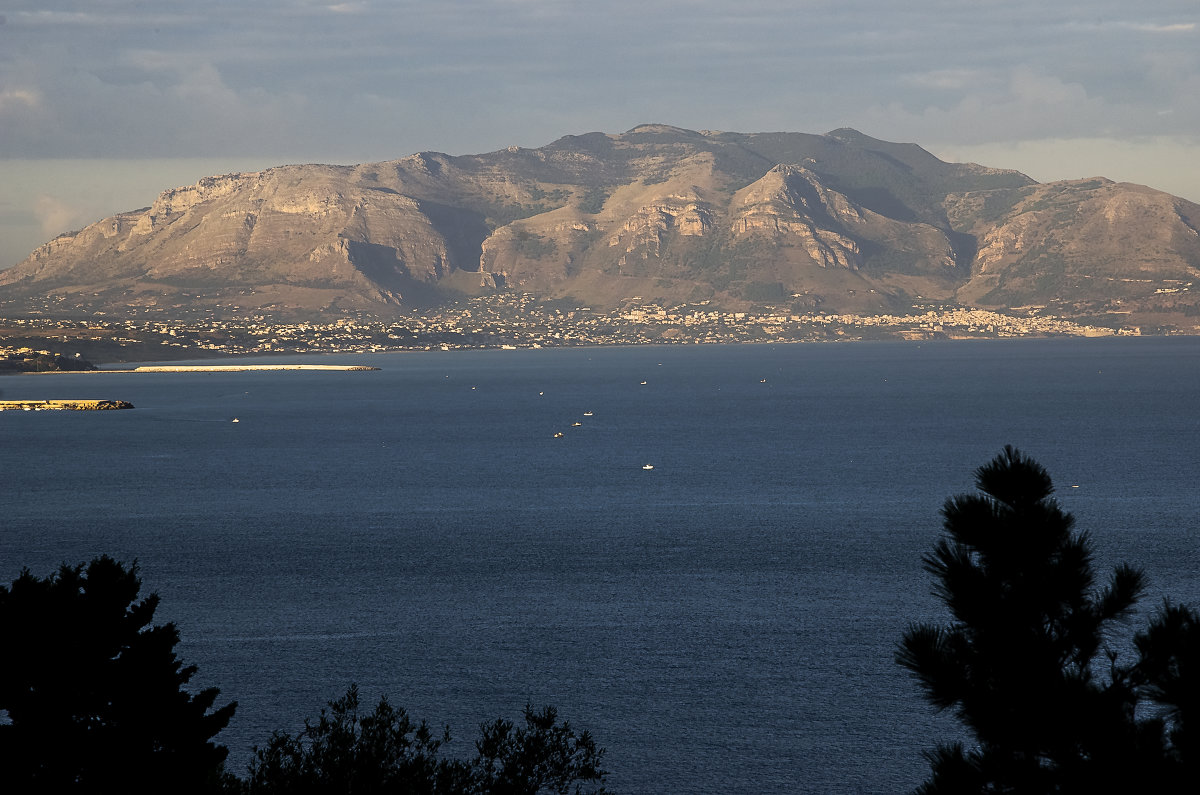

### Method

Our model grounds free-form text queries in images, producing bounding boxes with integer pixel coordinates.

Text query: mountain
[3,125,1199,322]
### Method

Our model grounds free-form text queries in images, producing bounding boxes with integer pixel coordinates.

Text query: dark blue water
[3,339,1200,793]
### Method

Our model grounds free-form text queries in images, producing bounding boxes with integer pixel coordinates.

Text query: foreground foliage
[0,555,236,793]
[899,446,1200,793]
[238,685,608,794]
[0,557,607,794]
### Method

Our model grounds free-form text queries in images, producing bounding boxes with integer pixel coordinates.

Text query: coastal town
[0,292,1151,368]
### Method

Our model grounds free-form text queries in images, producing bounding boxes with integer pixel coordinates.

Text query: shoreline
[6,334,1188,372]
[24,364,382,374]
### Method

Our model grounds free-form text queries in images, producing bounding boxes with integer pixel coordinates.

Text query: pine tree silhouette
[897,446,1200,793]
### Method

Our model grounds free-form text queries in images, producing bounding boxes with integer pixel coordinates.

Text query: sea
[3,337,1199,793]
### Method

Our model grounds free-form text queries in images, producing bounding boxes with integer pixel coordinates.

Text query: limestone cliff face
[609,197,716,256]
[730,166,863,270]
[728,165,961,283]
[4,125,1199,318]
[948,179,1200,306]
[134,172,261,230]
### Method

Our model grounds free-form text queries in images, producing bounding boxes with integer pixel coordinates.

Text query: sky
[2,1,1198,268]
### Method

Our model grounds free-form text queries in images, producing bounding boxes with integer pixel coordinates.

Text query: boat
[583,411,593,416]
[642,464,654,470]
[553,432,564,438]
[572,422,582,427]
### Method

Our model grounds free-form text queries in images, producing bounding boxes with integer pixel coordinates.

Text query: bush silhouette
[239,686,607,794]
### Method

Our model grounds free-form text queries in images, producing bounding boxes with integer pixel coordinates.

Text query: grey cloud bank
[2,0,1198,266]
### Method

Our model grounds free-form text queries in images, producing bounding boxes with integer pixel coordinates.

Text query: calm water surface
[3,338,1200,793]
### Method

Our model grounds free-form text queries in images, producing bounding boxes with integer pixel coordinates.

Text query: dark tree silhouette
[1132,601,1200,784]
[472,704,607,795]
[898,447,1200,793]
[242,684,470,794]
[0,555,236,794]
[239,686,607,794]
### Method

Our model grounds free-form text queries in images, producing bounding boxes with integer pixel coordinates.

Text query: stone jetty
[129,365,379,372]
[0,399,134,411]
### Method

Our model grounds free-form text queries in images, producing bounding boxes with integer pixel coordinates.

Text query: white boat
[642,464,654,470]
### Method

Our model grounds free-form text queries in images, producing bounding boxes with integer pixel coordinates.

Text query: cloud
[33,194,89,239]
[15,9,96,26]
[0,88,40,111]
[1121,22,1196,34]
[903,70,983,91]
[857,67,1115,145]
[0,1,1196,190]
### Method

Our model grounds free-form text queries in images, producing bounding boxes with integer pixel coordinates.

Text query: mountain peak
[623,123,703,137]
[824,127,870,143]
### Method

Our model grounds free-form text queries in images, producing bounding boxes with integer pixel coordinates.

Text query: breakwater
[0,399,134,411]
[129,365,380,372]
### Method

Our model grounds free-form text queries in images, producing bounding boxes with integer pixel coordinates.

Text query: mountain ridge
[3,125,1198,326]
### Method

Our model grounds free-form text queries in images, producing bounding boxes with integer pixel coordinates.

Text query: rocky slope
[3,125,1199,320]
